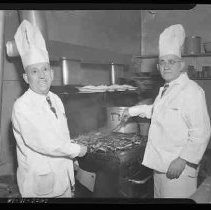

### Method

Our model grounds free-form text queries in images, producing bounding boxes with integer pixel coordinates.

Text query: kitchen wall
[141,5,211,55]
[0,10,142,175]
[46,10,141,55]
[46,10,142,86]
[0,11,22,175]
[1,5,211,175]
[139,5,211,72]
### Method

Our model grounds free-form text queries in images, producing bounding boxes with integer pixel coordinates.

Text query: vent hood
[47,40,132,65]
[6,10,132,65]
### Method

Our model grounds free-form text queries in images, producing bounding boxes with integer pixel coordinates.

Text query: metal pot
[106,106,138,133]
[184,36,202,55]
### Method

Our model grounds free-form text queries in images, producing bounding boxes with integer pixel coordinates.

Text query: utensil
[106,106,138,134]
[111,120,127,133]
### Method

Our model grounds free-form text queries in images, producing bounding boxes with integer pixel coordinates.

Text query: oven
[74,132,153,198]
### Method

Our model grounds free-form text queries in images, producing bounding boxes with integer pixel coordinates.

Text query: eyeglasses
[158,59,182,67]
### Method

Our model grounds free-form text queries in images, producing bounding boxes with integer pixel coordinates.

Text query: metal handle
[111,63,116,85]
[127,174,152,185]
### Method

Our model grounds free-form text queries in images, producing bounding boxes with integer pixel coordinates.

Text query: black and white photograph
[0,3,211,204]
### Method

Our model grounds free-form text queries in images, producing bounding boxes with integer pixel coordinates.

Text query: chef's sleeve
[128,104,153,119]
[179,88,211,165]
[11,102,82,158]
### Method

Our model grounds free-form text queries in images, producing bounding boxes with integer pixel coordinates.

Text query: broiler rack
[77,137,146,173]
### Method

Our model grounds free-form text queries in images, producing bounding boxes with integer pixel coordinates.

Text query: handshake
[78,145,89,157]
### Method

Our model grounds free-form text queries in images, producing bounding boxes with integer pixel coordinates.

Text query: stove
[73,131,146,152]
[74,131,153,198]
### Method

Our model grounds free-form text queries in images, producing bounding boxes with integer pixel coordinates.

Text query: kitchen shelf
[51,87,138,95]
[190,77,211,80]
[120,76,211,81]
[136,53,211,59]
[77,89,138,94]
[119,76,164,82]
[129,76,211,81]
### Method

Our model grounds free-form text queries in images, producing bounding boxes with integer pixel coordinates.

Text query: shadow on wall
[8,121,18,175]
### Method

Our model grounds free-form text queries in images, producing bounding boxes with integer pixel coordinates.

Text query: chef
[10,20,87,198]
[120,24,211,198]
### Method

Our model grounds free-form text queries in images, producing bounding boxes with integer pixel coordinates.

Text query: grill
[73,131,145,153]
[74,131,153,198]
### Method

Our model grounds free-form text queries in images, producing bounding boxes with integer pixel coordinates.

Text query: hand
[113,108,130,132]
[139,112,146,118]
[78,145,87,157]
[166,157,186,179]
[120,108,130,124]
[73,159,79,171]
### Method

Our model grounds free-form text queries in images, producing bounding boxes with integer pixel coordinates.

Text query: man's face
[23,62,54,95]
[157,54,185,83]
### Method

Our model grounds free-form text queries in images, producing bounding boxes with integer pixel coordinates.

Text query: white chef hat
[159,24,185,58]
[14,19,49,70]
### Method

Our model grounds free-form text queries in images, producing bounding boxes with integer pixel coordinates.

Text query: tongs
[112,121,126,133]
[112,115,130,133]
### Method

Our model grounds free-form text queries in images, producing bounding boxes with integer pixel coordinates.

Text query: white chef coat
[12,88,82,197]
[129,73,211,175]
